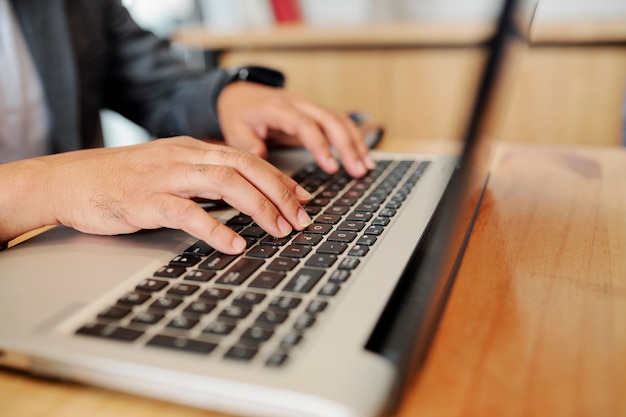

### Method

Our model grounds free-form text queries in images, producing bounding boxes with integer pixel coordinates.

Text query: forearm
[0,158,57,246]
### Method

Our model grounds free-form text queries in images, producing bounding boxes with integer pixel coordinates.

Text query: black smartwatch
[225,66,286,88]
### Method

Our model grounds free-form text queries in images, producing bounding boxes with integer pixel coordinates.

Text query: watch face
[236,66,285,88]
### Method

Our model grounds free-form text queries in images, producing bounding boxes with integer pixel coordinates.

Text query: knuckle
[212,165,238,185]
[233,151,261,170]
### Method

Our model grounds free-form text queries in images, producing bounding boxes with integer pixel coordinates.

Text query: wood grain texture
[395,143,626,417]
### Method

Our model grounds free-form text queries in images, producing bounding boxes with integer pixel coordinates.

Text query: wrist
[0,157,58,245]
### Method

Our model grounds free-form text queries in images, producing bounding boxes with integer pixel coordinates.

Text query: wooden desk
[2,140,625,417]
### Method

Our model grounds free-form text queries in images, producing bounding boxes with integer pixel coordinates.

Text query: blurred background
[103,0,626,148]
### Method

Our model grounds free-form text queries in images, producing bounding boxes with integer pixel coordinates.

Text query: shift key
[284,268,325,293]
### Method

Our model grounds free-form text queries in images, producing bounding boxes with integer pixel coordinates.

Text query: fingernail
[354,161,367,177]
[232,236,246,253]
[297,208,312,228]
[295,185,312,201]
[277,216,293,236]
[365,155,376,170]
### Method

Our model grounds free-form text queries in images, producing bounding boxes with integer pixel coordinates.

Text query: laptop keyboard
[75,159,429,367]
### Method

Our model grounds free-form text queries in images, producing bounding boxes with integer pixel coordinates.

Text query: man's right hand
[0,137,312,254]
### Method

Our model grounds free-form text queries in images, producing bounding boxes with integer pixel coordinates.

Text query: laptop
[0,1,536,416]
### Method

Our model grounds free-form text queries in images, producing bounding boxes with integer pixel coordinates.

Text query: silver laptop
[0,1,536,416]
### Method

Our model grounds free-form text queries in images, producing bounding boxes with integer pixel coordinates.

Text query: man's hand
[217,82,375,178]
[0,137,312,254]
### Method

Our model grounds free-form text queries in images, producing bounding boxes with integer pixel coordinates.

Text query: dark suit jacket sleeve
[70,0,231,140]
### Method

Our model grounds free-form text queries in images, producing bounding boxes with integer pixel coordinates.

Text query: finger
[148,194,247,255]
[167,161,311,238]
[201,152,313,226]
[293,101,374,177]
[195,146,312,203]
[254,101,341,174]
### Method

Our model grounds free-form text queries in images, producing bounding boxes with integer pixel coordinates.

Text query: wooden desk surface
[2,141,626,417]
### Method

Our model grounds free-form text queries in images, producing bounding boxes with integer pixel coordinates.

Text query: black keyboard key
[199,287,232,301]
[131,311,164,325]
[337,221,365,232]
[147,335,216,354]
[284,268,325,293]
[327,231,357,243]
[167,283,200,297]
[379,208,397,217]
[267,257,299,271]
[149,297,182,310]
[224,345,257,361]
[227,214,253,226]
[317,242,347,255]
[199,252,239,271]
[184,269,216,282]
[249,271,286,289]
[339,258,360,270]
[169,254,201,267]
[216,258,264,286]
[76,323,143,341]
[256,309,288,326]
[304,223,332,235]
[233,291,266,305]
[241,327,274,343]
[219,305,252,320]
[269,296,301,310]
[154,265,186,278]
[334,198,357,206]
[266,352,289,367]
[346,212,372,222]
[117,291,150,306]
[183,300,216,316]
[305,254,337,268]
[167,316,199,330]
[293,315,316,331]
[364,225,385,236]
[348,245,370,257]
[371,217,390,226]
[354,203,379,212]
[356,235,377,246]
[203,321,236,336]
[309,197,330,206]
[97,306,131,320]
[292,233,323,246]
[247,245,279,258]
[184,240,214,257]
[136,278,168,292]
[241,225,266,238]
[280,245,311,258]
[304,205,321,215]
[314,214,341,224]
[306,300,328,314]
[280,333,303,349]
[325,205,349,215]
[260,235,291,246]
[318,283,340,297]
[328,270,350,283]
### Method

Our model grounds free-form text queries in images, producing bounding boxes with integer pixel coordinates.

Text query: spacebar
[216,258,265,286]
